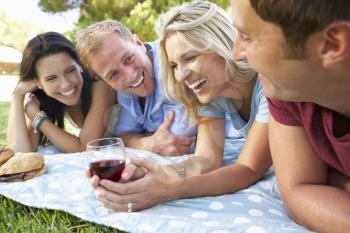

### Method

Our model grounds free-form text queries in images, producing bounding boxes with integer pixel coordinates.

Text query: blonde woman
[88,1,271,212]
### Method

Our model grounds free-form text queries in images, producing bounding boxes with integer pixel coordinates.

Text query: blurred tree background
[38,0,230,42]
[0,13,43,51]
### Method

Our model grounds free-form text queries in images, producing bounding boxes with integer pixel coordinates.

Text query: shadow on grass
[0,195,124,233]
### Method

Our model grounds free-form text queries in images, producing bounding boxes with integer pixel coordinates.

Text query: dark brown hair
[250,0,350,58]
[20,32,94,146]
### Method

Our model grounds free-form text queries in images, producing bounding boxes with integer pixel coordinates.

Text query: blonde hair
[156,0,256,123]
[76,20,133,73]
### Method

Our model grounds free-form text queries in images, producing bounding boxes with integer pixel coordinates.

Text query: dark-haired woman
[7,32,116,153]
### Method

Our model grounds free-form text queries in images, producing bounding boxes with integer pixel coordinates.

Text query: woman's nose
[60,76,72,88]
[175,66,190,82]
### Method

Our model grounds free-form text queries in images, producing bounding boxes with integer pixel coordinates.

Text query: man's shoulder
[267,98,321,126]
[268,98,319,112]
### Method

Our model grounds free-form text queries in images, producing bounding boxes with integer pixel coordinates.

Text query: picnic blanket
[0,141,311,233]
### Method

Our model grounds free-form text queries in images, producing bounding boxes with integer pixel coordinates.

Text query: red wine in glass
[89,159,125,182]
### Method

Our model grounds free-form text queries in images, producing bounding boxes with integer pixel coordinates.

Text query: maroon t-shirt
[268,98,350,177]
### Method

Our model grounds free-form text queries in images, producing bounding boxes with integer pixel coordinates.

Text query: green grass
[0,101,124,232]
[0,102,9,146]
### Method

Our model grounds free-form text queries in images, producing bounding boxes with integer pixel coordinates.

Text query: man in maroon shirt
[231,0,350,232]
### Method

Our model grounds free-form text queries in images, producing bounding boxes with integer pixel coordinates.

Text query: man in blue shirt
[77,20,196,156]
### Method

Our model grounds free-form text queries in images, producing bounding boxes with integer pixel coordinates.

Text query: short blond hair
[76,20,133,73]
[156,1,256,123]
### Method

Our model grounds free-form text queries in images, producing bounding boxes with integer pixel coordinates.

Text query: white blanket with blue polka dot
[0,145,311,233]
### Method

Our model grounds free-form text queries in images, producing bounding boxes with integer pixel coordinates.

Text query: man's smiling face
[89,33,154,97]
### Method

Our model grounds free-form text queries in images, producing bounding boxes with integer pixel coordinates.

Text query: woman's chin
[197,95,212,105]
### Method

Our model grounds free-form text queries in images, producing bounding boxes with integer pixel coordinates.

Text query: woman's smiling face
[36,52,83,106]
[165,33,228,104]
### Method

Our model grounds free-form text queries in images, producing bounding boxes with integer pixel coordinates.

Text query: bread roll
[0,153,44,176]
[0,148,15,166]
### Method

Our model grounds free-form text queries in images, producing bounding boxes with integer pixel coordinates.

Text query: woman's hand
[91,157,182,212]
[13,80,38,97]
[24,93,41,121]
[120,162,148,182]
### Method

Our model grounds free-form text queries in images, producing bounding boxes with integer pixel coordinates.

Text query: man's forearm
[283,184,350,233]
[120,132,158,153]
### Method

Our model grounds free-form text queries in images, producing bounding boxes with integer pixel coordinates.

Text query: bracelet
[174,163,186,177]
[32,111,48,134]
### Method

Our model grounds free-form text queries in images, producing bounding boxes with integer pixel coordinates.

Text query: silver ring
[127,202,133,212]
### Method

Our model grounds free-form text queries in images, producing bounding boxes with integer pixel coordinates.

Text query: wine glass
[86,137,126,182]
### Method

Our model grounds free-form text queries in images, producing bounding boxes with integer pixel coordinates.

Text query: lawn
[0,101,124,232]
[0,102,9,146]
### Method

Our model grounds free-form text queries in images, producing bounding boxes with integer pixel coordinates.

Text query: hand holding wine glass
[87,137,126,182]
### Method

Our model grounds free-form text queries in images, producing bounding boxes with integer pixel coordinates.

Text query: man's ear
[133,34,147,53]
[320,21,350,68]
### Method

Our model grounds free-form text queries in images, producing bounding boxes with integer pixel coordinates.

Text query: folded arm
[7,81,39,152]
[10,80,115,153]
[269,114,350,233]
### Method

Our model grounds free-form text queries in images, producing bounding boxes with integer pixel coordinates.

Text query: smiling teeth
[130,75,144,87]
[188,78,207,89]
[61,88,75,96]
